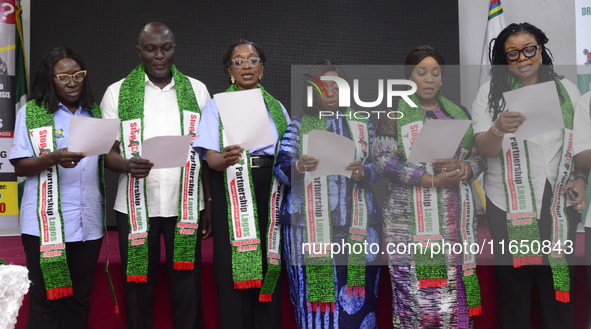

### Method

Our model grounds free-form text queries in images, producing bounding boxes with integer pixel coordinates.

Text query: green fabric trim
[119,65,150,280]
[221,84,287,298]
[500,79,573,295]
[118,64,202,277]
[26,100,70,296]
[25,100,111,301]
[300,113,335,304]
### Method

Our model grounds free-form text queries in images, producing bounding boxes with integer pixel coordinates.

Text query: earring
[540,53,543,64]
[440,82,442,86]
[231,76,235,84]
[259,72,264,81]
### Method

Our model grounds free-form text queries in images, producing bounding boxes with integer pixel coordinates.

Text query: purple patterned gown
[372,101,486,329]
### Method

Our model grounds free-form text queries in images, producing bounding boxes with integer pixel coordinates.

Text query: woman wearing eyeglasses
[193,39,290,329]
[472,22,585,328]
[9,47,106,329]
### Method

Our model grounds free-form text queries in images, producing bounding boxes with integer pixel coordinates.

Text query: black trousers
[211,167,282,329]
[22,234,102,329]
[116,212,203,329]
[486,181,577,329]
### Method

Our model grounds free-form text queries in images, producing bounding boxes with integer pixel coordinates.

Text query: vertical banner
[575,1,591,225]
[0,0,21,236]
[576,0,591,94]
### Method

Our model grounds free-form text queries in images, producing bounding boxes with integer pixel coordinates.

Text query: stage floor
[2,226,591,328]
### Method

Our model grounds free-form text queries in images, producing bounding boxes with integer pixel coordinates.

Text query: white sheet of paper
[67,116,120,157]
[141,135,192,169]
[306,130,356,179]
[407,120,471,163]
[502,81,564,140]
[214,89,274,150]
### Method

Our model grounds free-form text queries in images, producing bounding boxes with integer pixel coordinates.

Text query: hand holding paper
[406,120,471,163]
[305,130,356,178]
[141,135,192,169]
[215,89,274,150]
[501,80,563,140]
[67,116,120,156]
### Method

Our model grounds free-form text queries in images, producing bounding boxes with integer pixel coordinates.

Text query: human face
[136,26,175,87]
[317,71,340,112]
[504,32,541,86]
[408,56,442,106]
[228,44,263,91]
[53,58,84,112]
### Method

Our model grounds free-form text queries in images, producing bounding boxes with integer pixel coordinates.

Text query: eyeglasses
[231,57,262,69]
[54,70,87,84]
[505,45,539,62]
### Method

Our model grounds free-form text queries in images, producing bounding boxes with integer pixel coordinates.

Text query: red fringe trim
[127,275,147,283]
[173,261,194,271]
[115,305,119,319]
[46,287,73,300]
[234,280,262,289]
[419,279,447,289]
[259,294,272,302]
[469,306,481,317]
[513,256,542,268]
[307,302,335,312]
[346,286,366,297]
[556,290,570,303]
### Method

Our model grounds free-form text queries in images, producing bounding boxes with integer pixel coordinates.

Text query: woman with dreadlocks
[471,22,586,328]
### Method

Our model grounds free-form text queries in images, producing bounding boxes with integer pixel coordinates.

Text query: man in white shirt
[101,22,211,329]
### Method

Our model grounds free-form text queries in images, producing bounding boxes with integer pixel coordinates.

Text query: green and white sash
[300,108,370,312]
[397,92,481,315]
[118,64,202,283]
[25,100,106,301]
[499,78,573,302]
[220,84,287,302]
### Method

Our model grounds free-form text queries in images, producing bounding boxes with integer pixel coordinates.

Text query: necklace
[420,102,439,111]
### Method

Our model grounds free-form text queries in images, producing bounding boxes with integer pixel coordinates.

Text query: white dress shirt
[472,79,580,218]
[573,91,591,226]
[101,73,210,217]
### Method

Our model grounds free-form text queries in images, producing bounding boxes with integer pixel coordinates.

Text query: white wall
[459,0,577,109]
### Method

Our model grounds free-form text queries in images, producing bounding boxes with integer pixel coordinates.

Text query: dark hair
[222,39,266,84]
[302,60,348,116]
[30,47,94,113]
[404,45,445,79]
[487,22,563,120]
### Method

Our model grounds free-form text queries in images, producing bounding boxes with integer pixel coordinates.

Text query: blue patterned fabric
[275,112,381,328]
[274,114,380,227]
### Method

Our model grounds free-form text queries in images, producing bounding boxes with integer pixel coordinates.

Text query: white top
[472,79,580,217]
[101,73,211,216]
[573,91,591,227]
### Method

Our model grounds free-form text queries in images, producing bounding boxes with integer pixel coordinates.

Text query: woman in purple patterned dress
[372,46,486,328]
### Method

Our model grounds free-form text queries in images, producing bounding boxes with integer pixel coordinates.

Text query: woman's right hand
[296,155,320,172]
[434,163,470,187]
[222,144,244,166]
[496,111,527,134]
[52,148,85,168]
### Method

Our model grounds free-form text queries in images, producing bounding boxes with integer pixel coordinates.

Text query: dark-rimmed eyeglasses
[54,70,87,84]
[505,45,539,62]
[231,57,262,69]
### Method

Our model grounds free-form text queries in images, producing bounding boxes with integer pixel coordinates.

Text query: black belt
[249,155,274,168]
